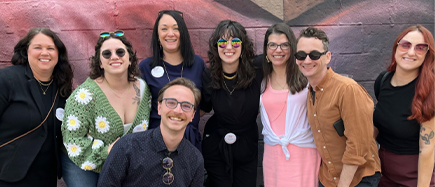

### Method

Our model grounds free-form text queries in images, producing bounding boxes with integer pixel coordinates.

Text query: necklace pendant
[43,92,46,95]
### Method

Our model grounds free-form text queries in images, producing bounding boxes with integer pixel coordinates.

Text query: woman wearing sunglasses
[201,20,261,187]
[373,25,435,186]
[139,10,205,151]
[61,31,151,187]
[0,28,73,187]
[260,23,320,187]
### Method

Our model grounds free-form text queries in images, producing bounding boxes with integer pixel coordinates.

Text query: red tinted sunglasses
[397,40,429,55]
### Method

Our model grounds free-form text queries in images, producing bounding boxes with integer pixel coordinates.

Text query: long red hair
[387,25,434,123]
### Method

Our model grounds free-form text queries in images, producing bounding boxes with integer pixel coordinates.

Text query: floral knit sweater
[61,77,151,173]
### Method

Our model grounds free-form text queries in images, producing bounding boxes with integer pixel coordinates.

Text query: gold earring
[266,56,270,63]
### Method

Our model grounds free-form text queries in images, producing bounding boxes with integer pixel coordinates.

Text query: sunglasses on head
[294,50,328,61]
[101,48,126,59]
[162,157,174,185]
[217,38,242,48]
[397,40,429,55]
[99,30,124,38]
[158,10,183,18]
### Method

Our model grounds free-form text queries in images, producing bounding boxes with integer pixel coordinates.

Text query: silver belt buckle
[224,133,237,144]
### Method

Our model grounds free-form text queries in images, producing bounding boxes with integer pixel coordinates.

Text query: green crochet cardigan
[61,77,151,173]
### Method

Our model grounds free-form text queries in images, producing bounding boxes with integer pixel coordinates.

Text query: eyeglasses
[101,48,126,59]
[217,38,242,48]
[267,42,290,50]
[162,157,174,185]
[158,10,184,18]
[397,40,429,55]
[99,30,124,38]
[162,98,195,112]
[294,50,328,60]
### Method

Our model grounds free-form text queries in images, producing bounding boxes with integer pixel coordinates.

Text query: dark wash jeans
[319,172,381,187]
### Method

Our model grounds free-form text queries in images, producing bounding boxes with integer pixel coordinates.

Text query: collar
[151,127,186,154]
[309,67,335,92]
[24,64,34,79]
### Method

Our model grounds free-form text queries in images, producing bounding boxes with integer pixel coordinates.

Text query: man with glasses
[97,78,204,187]
[295,27,381,187]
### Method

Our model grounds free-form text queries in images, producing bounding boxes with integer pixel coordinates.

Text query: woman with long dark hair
[374,25,435,186]
[139,10,205,151]
[0,27,73,187]
[201,20,261,187]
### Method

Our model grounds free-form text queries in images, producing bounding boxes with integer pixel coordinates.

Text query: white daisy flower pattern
[92,139,104,149]
[95,116,110,133]
[133,119,149,133]
[65,143,82,157]
[75,88,92,105]
[66,115,80,131]
[87,134,93,140]
[81,161,96,171]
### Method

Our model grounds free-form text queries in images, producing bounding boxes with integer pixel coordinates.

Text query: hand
[108,137,120,154]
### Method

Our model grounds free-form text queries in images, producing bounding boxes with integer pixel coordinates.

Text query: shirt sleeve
[97,138,129,187]
[340,83,374,166]
[0,69,11,116]
[190,154,204,187]
[61,83,110,172]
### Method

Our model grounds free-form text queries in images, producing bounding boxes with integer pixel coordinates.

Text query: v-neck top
[61,77,151,173]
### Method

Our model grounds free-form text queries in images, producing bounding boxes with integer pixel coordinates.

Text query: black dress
[201,61,263,187]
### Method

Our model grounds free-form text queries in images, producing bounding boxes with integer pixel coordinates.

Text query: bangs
[219,25,244,40]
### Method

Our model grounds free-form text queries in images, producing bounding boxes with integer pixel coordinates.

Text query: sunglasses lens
[309,51,323,60]
[100,32,110,38]
[231,38,242,48]
[398,41,412,51]
[162,157,173,169]
[415,44,429,54]
[217,39,227,48]
[102,50,112,59]
[116,48,126,57]
[163,172,174,184]
[295,51,308,60]
[114,31,124,36]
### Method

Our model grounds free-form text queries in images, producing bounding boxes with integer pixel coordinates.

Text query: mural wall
[0,0,433,99]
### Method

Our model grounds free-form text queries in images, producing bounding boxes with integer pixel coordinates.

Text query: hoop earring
[266,56,270,63]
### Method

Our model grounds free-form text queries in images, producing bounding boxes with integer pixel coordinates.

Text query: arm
[339,84,375,185]
[418,117,435,187]
[97,138,129,187]
[338,164,358,187]
[190,156,204,187]
[374,127,379,139]
[0,69,11,116]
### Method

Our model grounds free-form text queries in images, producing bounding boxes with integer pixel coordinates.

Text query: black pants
[319,172,381,187]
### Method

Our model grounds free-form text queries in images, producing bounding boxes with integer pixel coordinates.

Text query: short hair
[150,10,195,68]
[11,27,73,97]
[387,24,434,123]
[297,27,329,51]
[157,77,201,110]
[89,32,140,82]
[262,23,307,94]
[207,20,256,89]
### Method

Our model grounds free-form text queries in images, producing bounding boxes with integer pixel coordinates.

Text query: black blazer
[0,64,66,183]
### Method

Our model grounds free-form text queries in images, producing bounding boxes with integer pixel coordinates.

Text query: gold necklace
[162,61,183,82]
[34,77,53,95]
[105,78,130,98]
[223,80,237,95]
[223,73,237,80]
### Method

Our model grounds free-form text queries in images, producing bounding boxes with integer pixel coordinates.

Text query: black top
[374,71,420,155]
[97,127,204,187]
[0,64,65,187]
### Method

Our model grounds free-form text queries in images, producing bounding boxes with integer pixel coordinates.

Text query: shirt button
[314,114,317,117]
[323,146,326,149]
[328,161,331,164]
[320,88,324,91]
[334,177,337,180]
[318,130,321,133]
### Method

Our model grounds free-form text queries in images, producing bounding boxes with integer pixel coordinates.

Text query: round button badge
[151,66,164,78]
[224,133,237,144]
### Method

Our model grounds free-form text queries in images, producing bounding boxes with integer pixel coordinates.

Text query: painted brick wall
[0,0,433,186]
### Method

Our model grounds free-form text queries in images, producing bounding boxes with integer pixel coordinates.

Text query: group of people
[0,9,433,187]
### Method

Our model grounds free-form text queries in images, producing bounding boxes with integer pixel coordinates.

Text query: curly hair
[387,25,434,123]
[150,10,195,68]
[262,23,307,94]
[89,33,140,82]
[297,27,329,51]
[207,20,256,89]
[11,27,73,97]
